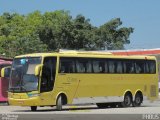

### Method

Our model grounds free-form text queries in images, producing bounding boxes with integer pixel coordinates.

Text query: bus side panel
[61,73,158,104]
[55,74,80,104]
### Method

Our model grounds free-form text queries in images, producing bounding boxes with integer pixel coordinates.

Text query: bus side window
[104,61,109,73]
[68,61,75,73]
[135,60,145,74]
[93,60,100,73]
[148,61,156,74]
[60,58,75,73]
[124,61,135,73]
[76,59,92,73]
[145,62,150,73]
[108,60,115,73]
[116,61,123,73]
[76,61,85,73]
[60,66,65,73]
[123,62,127,73]
[86,60,92,73]
[135,65,141,73]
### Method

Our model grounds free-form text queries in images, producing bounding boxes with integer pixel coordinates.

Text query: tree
[37,10,73,51]
[95,18,134,50]
[67,14,94,49]
[0,12,47,57]
[0,11,134,58]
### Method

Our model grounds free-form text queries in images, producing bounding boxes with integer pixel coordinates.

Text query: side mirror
[35,64,43,76]
[1,66,11,78]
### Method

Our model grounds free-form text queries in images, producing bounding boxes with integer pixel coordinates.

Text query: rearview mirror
[35,64,43,76]
[1,66,11,78]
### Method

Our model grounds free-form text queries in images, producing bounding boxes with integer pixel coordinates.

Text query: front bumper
[8,97,41,106]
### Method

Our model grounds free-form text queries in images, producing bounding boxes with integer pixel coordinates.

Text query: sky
[0,0,160,50]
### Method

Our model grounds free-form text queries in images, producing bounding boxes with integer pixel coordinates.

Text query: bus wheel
[121,93,132,107]
[31,106,37,111]
[133,93,143,107]
[56,95,63,111]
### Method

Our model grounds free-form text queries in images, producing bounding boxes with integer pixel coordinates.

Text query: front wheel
[56,95,63,111]
[31,106,37,111]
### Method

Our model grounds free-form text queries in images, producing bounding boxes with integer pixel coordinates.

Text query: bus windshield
[9,57,41,92]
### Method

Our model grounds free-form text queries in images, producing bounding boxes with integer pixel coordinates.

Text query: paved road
[0,101,160,114]
[0,100,160,113]
[0,100,160,120]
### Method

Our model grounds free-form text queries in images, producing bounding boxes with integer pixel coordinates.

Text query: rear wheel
[121,94,132,107]
[31,106,37,111]
[56,95,63,111]
[133,93,143,107]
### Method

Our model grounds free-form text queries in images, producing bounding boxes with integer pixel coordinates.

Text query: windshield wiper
[9,86,31,93]
[20,86,32,92]
[9,87,21,92]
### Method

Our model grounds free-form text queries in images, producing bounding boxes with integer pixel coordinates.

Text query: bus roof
[15,52,156,60]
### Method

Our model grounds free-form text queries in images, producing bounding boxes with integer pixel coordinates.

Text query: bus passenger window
[123,61,135,73]
[148,61,156,74]
[86,61,92,73]
[104,61,108,73]
[99,61,105,73]
[108,61,115,73]
[76,59,92,73]
[145,62,150,73]
[93,61,100,73]
[60,66,65,73]
[60,58,75,73]
[76,62,85,73]
[135,61,145,73]
[93,60,105,73]
[116,61,123,73]
[135,65,141,73]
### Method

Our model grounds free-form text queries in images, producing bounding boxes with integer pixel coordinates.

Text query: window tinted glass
[108,60,123,73]
[59,58,75,73]
[123,60,135,73]
[135,60,145,73]
[59,57,156,74]
[76,58,92,73]
[116,61,123,73]
[147,60,156,74]
[93,60,105,73]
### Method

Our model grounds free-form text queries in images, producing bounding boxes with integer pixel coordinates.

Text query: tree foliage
[0,10,134,58]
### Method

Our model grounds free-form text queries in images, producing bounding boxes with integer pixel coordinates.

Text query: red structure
[110,49,160,55]
[0,57,12,103]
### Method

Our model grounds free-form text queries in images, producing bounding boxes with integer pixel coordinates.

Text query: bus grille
[150,85,156,97]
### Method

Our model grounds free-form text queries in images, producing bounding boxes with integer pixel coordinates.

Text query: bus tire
[56,95,63,111]
[31,106,37,111]
[121,93,132,107]
[133,93,143,107]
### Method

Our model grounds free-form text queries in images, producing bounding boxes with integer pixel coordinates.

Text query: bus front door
[40,57,57,105]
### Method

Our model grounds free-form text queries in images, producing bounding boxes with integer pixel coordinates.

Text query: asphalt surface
[0,95,160,120]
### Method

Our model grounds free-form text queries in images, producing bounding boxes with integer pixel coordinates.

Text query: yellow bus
[1,51,159,111]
